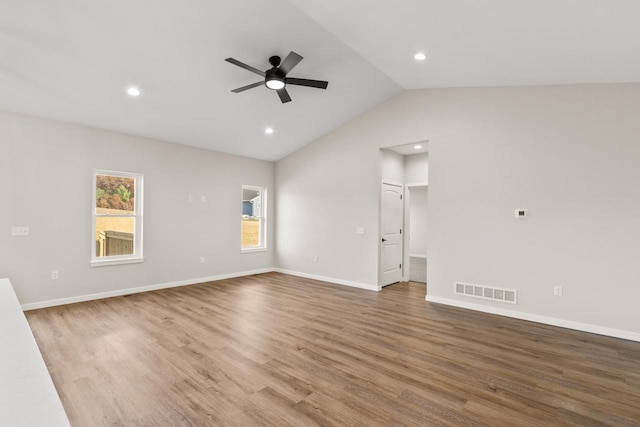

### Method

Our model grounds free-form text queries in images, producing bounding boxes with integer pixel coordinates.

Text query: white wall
[380,149,404,184]
[276,83,640,336]
[404,153,428,185]
[409,186,428,257]
[0,110,275,306]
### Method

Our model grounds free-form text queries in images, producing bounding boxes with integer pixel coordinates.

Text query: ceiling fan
[225,51,329,104]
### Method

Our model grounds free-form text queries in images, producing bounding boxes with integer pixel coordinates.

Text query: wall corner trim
[274,268,381,292]
[425,295,640,343]
[21,268,276,311]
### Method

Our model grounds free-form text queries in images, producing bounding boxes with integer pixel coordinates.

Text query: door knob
[381,238,387,242]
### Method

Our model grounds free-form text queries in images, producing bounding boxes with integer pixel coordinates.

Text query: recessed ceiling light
[127,87,141,97]
[265,127,274,135]
[414,144,422,149]
[414,52,427,61]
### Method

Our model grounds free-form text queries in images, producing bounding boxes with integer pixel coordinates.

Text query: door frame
[378,180,404,288]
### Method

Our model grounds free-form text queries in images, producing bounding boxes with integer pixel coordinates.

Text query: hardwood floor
[26,273,640,426]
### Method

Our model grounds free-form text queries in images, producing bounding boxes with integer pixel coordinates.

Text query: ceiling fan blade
[286,78,329,89]
[278,51,303,75]
[277,88,292,103]
[225,58,265,76]
[231,81,264,93]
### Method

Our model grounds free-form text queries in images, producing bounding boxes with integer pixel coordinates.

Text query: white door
[380,183,403,287]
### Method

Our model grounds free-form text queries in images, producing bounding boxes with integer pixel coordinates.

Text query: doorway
[379,143,428,290]
[406,185,428,284]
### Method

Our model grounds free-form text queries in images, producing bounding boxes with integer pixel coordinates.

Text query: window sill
[241,247,268,254]
[90,257,145,267]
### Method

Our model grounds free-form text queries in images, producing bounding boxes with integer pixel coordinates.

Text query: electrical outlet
[553,286,563,296]
[11,226,30,236]
[313,255,319,263]
[200,257,205,264]
[515,209,528,218]
[51,271,59,280]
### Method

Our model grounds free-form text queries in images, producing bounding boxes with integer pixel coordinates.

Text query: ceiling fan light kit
[225,51,329,103]
[265,56,286,90]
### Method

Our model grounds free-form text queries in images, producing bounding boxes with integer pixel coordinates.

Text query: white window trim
[241,247,268,254]
[241,185,267,252]
[91,169,144,267]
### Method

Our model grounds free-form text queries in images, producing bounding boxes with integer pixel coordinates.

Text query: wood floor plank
[25,273,640,426]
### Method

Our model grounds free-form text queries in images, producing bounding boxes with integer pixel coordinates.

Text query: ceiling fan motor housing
[265,68,286,90]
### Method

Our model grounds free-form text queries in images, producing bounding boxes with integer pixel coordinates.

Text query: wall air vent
[454,282,517,304]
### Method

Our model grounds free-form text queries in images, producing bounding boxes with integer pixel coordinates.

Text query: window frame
[241,185,267,253]
[91,169,144,267]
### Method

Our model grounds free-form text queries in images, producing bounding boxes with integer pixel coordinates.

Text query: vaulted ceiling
[290,0,640,89]
[1,1,639,160]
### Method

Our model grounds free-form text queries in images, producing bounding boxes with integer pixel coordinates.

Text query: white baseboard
[425,295,640,343]
[409,254,427,259]
[21,268,275,311]
[274,268,381,292]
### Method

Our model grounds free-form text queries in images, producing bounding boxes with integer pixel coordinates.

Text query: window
[91,170,143,266]
[241,185,266,252]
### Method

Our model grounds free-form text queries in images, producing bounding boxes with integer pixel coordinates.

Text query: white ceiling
[289,0,640,89]
[0,0,400,161]
[387,141,429,156]
[2,1,639,161]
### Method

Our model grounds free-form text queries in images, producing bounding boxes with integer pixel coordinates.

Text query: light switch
[11,226,30,236]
